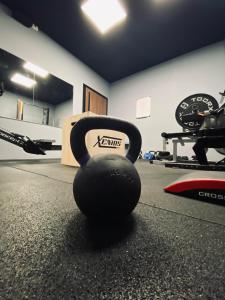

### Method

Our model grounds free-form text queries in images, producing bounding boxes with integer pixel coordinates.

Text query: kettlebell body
[70,117,142,221]
[74,154,141,219]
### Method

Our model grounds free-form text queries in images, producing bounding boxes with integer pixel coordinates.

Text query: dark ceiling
[0,48,73,104]
[1,0,225,83]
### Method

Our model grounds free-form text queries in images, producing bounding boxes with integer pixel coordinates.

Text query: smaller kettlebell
[70,116,142,221]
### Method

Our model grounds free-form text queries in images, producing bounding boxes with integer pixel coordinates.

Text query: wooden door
[83,84,108,115]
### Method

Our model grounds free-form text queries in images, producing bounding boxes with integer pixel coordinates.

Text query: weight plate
[175,93,219,130]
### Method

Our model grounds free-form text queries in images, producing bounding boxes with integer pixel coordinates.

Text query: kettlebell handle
[70,116,142,166]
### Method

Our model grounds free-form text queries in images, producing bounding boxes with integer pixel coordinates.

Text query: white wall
[0,90,18,119]
[54,99,73,128]
[1,90,55,125]
[109,41,225,161]
[0,89,72,128]
[0,4,109,115]
[0,4,109,160]
[0,94,72,160]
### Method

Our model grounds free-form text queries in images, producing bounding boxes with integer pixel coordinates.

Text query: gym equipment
[144,151,155,161]
[193,109,225,165]
[164,161,225,171]
[154,151,174,161]
[70,116,142,221]
[175,93,219,131]
[145,150,174,161]
[162,90,225,167]
[0,127,61,154]
[164,171,225,204]
[192,91,225,164]
[161,129,199,163]
[162,126,225,167]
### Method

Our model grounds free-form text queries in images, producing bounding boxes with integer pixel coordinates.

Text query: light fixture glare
[11,73,37,88]
[81,0,127,33]
[23,62,48,78]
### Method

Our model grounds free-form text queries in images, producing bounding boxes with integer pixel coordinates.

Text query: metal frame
[0,127,61,155]
[162,136,197,161]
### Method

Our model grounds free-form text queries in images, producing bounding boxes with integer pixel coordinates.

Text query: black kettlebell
[70,116,142,221]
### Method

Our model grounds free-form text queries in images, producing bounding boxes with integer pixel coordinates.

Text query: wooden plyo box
[61,112,125,167]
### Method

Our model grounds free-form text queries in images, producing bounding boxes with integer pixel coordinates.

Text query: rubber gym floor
[1,159,225,300]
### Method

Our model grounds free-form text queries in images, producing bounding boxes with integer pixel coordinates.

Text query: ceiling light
[81,0,127,34]
[23,62,48,78]
[11,73,37,88]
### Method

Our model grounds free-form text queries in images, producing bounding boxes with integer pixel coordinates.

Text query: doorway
[83,84,108,115]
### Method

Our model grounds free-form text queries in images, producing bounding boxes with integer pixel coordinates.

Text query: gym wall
[1,90,55,125]
[109,40,225,161]
[54,99,73,128]
[0,4,109,160]
[1,90,72,128]
[0,97,72,160]
[0,4,109,115]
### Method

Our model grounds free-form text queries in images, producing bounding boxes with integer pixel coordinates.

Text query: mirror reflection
[0,48,73,127]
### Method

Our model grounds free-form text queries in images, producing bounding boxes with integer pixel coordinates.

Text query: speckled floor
[1,160,225,300]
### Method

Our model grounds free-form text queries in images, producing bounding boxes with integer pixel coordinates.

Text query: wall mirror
[0,48,73,127]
